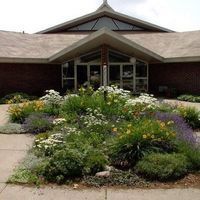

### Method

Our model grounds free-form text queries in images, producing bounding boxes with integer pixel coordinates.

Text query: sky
[0,0,200,33]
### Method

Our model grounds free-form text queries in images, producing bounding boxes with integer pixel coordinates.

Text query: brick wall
[0,63,61,97]
[149,62,200,95]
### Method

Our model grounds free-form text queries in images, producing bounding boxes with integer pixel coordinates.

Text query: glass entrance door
[76,64,101,90]
[122,65,134,92]
[108,64,134,92]
[109,65,121,87]
[89,65,101,89]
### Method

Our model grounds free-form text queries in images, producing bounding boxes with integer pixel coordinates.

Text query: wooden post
[101,45,108,101]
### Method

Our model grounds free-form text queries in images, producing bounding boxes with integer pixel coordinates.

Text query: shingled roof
[0,29,200,63]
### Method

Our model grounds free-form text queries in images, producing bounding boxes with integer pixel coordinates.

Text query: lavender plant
[154,112,198,146]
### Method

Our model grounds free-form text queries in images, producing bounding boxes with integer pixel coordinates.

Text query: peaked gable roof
[38,1,173,33]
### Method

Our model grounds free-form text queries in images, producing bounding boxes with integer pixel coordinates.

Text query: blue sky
[0,0,200,33]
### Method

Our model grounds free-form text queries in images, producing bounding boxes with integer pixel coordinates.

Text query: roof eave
[37,6,173,34]
[49,27,164,63]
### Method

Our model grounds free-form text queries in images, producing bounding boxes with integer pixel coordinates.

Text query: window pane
[109,65,120,87]
[122,65,133,91]
[136,79,148,92]
[67,62,75,77]
[136,61,147,77]
[109,51,130,63]
[77,65,88,88]
[69,20,97,31]
[90,65,101,89]
[63,79,75,91]
[93,17,118,30]
[80,51,101,63]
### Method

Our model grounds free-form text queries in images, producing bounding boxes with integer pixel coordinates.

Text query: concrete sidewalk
[0,104,10,126]
[0,185,200,200]
[163,99,200,111]
[0,134,34,184]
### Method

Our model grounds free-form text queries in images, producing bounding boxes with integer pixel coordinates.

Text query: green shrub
[135,153,189,181]
[177,106,200,129]
[83,149,108,175]
[0,92,37,104]
[177,142,200,171]
[177,94,200,103]
[22,113,53,134]
[61,94,105,115]
[0,123,26,134]
[42,149,83,183]
[110,119,177,169]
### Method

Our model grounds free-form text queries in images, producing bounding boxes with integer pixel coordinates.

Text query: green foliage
[135,153,189,181]
[178,94,200,103]
[83,149,108,175]
[42,149,83,183]
[8,168,39,185]
[23,113,53,134]
[9,101,45,123]
[177,106,200,129]
[0,92,37,104]
[42,104,60,116]
[177,142,200,171]
[61,94,105,115]
[0,123,26,134]
[84,170,147,187]
[110,119,177,169]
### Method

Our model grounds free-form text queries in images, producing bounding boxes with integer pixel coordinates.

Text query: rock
[95,171,110,178]
[105,165,113,172]
[73,184,79,189]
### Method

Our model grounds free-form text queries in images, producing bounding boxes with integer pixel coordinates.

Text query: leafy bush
[177,142,200,171]
[0,92,37,104]
[0,123,26,134]
[124,93,159,118]
[177,94,200,103]
[177,106,200,129]
[135,153,189,181]
[34,132,64,156]
[22,113,53,134]
[40,90,63,116]
[83,149,108,175]
[9,101,45,123]
[42,149,83,183]
[110,119,176,169]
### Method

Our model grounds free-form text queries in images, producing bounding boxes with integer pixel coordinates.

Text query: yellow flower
[143,134,147,139]
[126,129,131,134]
[127,124,132,128]
[151,135,155,139]
[112,127,118,132]
[160,122,166,128]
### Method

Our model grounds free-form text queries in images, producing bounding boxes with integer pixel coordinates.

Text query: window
[135,60,148,92]
[62,60,75,90]
[68,16,144,31]
[109,50,130,63]
[80,51,101,63]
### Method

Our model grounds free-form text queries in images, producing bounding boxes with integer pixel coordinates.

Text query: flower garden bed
[7,86,200,187]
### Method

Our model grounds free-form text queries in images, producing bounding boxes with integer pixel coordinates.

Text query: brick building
[0,1,199,96]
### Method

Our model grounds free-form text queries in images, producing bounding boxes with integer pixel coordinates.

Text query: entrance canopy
[50,28,163,64]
